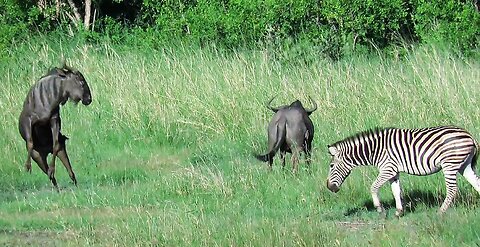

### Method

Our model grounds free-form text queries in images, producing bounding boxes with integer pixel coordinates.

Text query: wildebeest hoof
[47,168,55,178]
[25,164,32,173]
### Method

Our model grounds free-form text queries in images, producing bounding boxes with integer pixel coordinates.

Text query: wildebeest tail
[255,123,285,162]
[255,153,271,162]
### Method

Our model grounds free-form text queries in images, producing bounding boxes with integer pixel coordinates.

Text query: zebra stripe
[326,126,479,216]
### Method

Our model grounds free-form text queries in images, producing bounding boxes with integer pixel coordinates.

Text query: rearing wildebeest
[255,96,317,173]
[18,63,92,190]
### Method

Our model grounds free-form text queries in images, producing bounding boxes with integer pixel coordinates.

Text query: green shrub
[2,0,479,57]
[320,0,411,49]
[413,0,480,53]
[0,0,27,54]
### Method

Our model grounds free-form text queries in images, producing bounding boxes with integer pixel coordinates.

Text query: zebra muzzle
[327,181,339,193]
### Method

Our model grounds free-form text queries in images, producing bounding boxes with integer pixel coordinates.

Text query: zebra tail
[472,138,479,169]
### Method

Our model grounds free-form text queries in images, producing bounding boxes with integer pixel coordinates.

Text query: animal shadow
[344,190,443,216]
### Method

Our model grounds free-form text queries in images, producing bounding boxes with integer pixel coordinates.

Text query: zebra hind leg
[389,175,404,217]
[439,168,459,213]
[460,162,480,192]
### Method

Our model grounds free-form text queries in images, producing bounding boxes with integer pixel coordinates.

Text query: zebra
[326,126,479,217]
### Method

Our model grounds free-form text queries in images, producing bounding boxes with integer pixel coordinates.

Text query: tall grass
[0,37,479,246]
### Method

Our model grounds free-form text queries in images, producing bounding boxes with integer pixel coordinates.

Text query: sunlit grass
[0,38,479,246]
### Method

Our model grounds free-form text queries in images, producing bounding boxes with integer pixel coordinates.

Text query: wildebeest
[18,63,92,190]
[255,96,317,173]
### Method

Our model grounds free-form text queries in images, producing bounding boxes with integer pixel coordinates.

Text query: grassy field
[0,38,479,246]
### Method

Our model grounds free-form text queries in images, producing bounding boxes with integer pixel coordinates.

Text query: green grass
[0,38,479,246]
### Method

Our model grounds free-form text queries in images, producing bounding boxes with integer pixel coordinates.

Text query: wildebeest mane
[45,62,78,78]
[289,100,304,108]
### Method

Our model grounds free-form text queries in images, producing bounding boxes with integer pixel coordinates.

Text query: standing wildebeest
[19,64,92,190]
[255,96,317,173]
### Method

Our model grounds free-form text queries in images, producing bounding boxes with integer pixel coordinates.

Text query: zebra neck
[345,133,385,167]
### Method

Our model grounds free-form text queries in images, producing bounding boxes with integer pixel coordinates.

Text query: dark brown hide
[18,65,92,190]
[255,98,317,173]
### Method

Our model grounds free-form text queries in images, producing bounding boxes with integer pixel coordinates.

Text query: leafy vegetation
[1,0,478,58]
[0,36,479,245]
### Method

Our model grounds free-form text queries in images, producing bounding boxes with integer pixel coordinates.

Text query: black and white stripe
[326,126,479,216]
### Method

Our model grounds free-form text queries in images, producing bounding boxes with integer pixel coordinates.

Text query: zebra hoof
[395,210,404,218]
[377,208,387,219]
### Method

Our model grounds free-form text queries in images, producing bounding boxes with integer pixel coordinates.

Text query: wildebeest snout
[327,180,339,193]
[82,95,92,105]
[82,90,92,105]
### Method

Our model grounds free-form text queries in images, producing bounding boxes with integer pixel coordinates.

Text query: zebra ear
[328,146,338,156]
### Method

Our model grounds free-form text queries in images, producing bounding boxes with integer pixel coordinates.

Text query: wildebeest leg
[21,119,34,173]
[305,143,312,173]
[291,150,300,174]
[280,151,286,169]
[25,141,34,173]
[57,146,77,186]
[48,115,61,180]
[268,154,274,171]
[31,150,59,191]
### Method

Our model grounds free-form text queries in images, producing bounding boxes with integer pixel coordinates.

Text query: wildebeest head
[50,64,92,106]
[267,95,317,115]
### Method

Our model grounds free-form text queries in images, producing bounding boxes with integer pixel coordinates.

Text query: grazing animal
[18,63,92,190]
[326,126,479,216]
[255,96,317,173]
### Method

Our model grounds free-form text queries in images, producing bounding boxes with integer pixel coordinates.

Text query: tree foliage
[0,0,478,57]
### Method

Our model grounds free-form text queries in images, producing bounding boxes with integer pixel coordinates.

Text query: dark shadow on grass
[344,190,443,216]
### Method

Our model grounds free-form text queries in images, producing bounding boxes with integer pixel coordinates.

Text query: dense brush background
[0,0,479,246]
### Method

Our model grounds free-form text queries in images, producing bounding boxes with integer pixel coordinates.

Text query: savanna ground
[0,38,479,246]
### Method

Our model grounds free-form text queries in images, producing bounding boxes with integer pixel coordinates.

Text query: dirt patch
[0,229,77,246]
[335,221,385,231]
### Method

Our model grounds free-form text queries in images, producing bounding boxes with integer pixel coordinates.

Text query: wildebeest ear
[328,145,338,156]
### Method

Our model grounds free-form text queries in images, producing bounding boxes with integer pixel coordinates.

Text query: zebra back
[328,126,477,175]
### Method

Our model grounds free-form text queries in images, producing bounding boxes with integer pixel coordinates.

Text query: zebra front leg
[439,168,458,213]
[371,171,396,217]
[389,175,404,217]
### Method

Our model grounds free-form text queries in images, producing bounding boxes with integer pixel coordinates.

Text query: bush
[413,0,480,53]
[0,0,27,54]
[320,0,412,48]
[1,0,478,57]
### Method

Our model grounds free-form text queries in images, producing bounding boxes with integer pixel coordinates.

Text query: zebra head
[326,145,354,193]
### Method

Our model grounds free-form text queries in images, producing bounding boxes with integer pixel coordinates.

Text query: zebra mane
[329,127,392,147]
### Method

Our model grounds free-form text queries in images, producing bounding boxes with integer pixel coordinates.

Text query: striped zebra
[326,126,479,216]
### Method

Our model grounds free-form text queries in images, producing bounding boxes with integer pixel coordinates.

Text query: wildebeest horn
[266,95,282,113]
[305,95,317,114]
[61,60,76,72]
